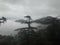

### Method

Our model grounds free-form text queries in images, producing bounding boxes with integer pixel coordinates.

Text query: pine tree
[15,15,37,45]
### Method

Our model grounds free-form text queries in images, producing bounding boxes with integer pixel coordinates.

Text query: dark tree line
[0,16,60,45]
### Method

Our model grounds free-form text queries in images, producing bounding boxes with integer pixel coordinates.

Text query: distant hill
[33,16,60,24]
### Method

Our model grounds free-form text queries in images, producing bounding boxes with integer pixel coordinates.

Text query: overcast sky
[0,0,60,19]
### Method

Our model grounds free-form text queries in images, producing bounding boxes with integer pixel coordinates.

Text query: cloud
[0,0,60,19]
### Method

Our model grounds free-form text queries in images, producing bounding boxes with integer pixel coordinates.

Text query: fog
[0,20,26,35]
[0,20,39,35]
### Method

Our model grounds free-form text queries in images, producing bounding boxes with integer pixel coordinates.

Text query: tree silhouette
[15,15,38,45]
[15,15,37,31]
[34,16,60,45]
[0,17,7,23]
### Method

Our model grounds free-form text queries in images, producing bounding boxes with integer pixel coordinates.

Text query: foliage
[0,16,60,45]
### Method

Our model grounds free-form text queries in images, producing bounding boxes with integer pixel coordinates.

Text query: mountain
[33,16,60,24]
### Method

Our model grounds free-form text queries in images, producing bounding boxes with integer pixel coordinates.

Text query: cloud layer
[0,0,60,19]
